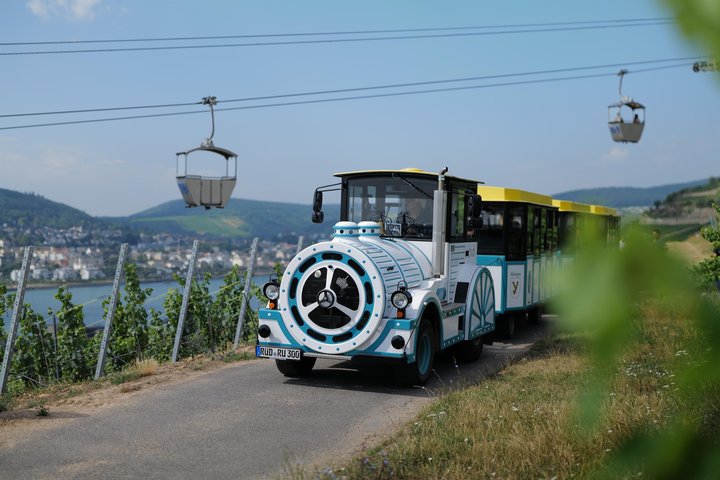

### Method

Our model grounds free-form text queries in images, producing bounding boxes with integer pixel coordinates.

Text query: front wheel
[275,356,316,377]
[395,318,435,386]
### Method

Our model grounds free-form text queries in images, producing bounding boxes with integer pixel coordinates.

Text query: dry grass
[666,233,714,264]
[133,358,160,377]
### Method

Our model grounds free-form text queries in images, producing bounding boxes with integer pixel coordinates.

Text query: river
[2,277,267,329]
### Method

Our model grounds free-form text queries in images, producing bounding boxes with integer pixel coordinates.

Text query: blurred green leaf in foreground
[556,224,720,478]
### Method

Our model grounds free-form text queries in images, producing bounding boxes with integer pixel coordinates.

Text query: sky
[0,0,718,217]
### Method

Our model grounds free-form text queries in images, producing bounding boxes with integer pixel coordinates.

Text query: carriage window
[476,203,504,254]
[506,204,526,261]
[559,213,575,249]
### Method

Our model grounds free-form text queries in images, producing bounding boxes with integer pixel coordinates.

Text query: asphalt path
[0,320,549,479]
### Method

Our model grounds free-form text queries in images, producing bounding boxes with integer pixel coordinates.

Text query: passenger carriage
[475,186,558,337]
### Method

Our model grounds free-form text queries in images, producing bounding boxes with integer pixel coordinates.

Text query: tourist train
[255,168,619,385]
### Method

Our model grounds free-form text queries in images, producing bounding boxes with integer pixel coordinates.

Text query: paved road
[0,322,549,479]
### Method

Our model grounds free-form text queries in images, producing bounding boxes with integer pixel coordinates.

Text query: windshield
[346,175,435,239]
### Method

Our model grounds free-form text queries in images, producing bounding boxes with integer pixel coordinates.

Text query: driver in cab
[403,197,432,237]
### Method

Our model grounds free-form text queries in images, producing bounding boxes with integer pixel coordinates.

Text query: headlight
[391,290,412,309]
[263,282,280,301]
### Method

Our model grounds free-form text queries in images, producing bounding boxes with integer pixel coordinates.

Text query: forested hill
[0,188,100,228]
[124,198,340,239]
[553,178,710,208]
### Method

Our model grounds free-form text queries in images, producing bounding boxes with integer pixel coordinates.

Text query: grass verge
[289,299,719,480]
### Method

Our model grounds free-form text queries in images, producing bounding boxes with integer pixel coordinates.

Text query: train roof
[552,199,593,214]
[477,186,554,207]
[590,205,618,216]
[334,167,480,185]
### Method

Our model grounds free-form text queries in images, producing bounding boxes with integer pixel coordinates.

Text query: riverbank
[1,269,275,292]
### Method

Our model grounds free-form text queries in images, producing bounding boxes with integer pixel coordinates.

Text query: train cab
[257,167,495,385]
[475,186,558,336]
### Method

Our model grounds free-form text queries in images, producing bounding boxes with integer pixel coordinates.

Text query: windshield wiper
[391,173,433,199]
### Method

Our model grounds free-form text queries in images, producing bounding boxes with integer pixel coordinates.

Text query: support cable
[0,61,697,132]
[0,21,674,57]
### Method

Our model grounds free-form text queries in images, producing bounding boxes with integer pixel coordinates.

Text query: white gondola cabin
[175,96,238,209]
[176,144,237,209]
[608,97,645,143]
[608,70,645,143]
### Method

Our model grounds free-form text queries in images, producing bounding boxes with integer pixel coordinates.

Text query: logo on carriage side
[317,289,336,309]
[509,271,522,299]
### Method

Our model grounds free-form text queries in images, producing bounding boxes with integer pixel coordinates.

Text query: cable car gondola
[607,70,645,143]
[176,96,238,209]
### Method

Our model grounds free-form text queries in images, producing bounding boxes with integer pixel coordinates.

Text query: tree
[693,203,720,289]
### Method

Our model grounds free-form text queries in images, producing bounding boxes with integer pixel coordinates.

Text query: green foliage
[164,272,214,358]
[693,203,720,287]
[663,0,720,59]
[0,392,12,412]
[104,263,151,371]
[11,302,55,388]
[146,308,172,362]
[211,265,245,347]
[53,286,92,382]
[162,265,259,360]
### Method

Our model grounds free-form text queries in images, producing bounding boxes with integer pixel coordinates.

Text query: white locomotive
[256,168,496,385]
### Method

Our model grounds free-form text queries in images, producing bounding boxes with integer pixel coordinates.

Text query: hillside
[123,198,340,239]
[0,188,99,229]
[645,177,720,221]
[553,178,710,208]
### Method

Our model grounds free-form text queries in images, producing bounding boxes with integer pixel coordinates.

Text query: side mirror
[465,194,483,228]
[313,190,323,212]
[312,190,324,223]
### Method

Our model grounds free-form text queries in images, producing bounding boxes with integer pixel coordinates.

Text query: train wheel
[496,313,516,339]
[528,306,542,325]
[396,317,435,386]
[453,336,484,363]
[275,356,316,377]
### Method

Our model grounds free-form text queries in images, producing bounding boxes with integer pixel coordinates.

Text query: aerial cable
[0,63,695,132]
[0,17,672,46]
[0,56,703,120]
[0,21,674,56]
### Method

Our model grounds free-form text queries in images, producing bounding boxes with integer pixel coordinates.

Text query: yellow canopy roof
[478,186,554,207]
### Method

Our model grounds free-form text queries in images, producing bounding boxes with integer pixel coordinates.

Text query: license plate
[256,346,302,361]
